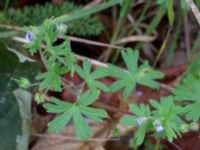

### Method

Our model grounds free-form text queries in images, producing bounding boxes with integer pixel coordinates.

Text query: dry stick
[11,36,174,92]
[115,34,156,44]
[93,102,134,115]
[31,133,120,142]
[67,36,125,50]
[186,0,200,25]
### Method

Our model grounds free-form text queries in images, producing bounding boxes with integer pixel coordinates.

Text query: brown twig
[31,133,120,142]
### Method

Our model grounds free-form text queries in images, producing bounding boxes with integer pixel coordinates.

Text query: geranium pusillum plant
[12,19,198,149]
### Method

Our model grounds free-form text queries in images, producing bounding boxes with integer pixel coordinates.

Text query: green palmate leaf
[73,109,93,140]
[131,124,147,148]
[36,70,62,92]
[47,110,73,133]
[76,90,100,106]
[121,103,151,148]
[173,75,200,121]
[150,96,184,142]
[80,106,107,122]
[121,48,139,74]
[120,115,136,126]
[43,91,107,140]
[75,59,109,92]
[109,48,164,100]
[46,41,76,69]
[24,20,76,75]
[184,102,200,121]
[129,104,151,117]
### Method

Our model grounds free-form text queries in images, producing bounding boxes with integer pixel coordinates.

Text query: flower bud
[35,92,45,104]
[12,77,30,88]
[180,124,190,133]
[190,122,199,131]
[56,23,68,35]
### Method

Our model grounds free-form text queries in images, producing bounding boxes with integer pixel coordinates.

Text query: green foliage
[1,2,103,36]
[13,1,200,147]
[157,0,189,10]
[24,20,76,91]
[173,75,200,121]
[75,59,109,92]
[43,90,107,140]
[121,104,151,147]
[150,96,184,142]
[36,66,64,92]
[121,97,186,148]
[129,104,151,147]
[12,77,30,89]
[109,48,164,100]
[157,0,175,26]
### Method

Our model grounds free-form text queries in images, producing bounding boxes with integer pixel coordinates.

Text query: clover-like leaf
[43,90,107,140]
[109,48,164,100]
[75,59,109,92]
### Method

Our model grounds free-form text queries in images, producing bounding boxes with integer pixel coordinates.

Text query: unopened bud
[35,92,45,104]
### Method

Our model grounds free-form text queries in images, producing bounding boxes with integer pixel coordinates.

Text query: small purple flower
[135,90,143,97]
[25,32,33,42]
[155,123,164,132]
[136,117,146,126]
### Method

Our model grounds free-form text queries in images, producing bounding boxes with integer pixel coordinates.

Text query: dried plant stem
[186,0,200,25]
[31,133,120,142]
[67,36,125,50]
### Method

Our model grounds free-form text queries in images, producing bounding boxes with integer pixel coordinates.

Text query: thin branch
[186,0,200,25]
[93,102,134,116]
[31,133,120,142]
[115,35,156,44]
[67,36,125,50]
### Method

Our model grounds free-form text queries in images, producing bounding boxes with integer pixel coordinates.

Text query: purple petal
[135,90,143,97]
[25,32,33,42]
[136,118,143,125]
[155,124,164,132]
